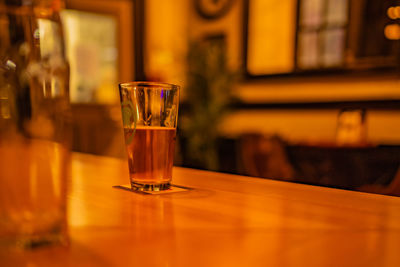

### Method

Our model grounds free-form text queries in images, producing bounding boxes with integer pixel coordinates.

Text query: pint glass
[119,82,179,191]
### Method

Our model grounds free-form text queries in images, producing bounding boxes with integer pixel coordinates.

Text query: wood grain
[1,152,400,266]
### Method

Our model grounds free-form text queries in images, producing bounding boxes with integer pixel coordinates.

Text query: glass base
[131,181,171,192]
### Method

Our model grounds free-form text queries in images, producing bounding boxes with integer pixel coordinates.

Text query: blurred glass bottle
[0,0,70,247]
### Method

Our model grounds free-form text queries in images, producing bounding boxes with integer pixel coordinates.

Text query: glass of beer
[0,0,70,247]
[119,82,179,191]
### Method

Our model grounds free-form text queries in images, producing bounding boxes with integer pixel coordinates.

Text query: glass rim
[119,81,179,90]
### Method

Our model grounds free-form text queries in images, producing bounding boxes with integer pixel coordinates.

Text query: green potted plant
[180,37,238,171]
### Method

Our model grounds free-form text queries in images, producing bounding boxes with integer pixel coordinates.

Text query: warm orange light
[387,7,395,19]
[384,24,400,40]
[387,6,400,19]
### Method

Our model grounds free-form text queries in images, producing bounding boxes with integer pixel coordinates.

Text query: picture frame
[65,0,142,84]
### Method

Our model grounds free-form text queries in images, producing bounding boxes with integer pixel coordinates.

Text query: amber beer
[124,126,176,189]
[119,81,179,191]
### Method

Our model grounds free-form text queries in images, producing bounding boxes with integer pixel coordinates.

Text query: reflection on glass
[61,10,118,104]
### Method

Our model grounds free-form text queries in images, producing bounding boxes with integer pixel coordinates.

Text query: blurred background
[61,0,400,195]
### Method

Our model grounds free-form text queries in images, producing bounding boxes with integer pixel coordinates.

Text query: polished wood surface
[2,153,400,266]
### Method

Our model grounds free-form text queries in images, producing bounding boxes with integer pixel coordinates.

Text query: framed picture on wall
[62,0,142,104]
[61,0,144,158]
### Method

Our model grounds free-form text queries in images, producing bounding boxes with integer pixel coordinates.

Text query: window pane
[297,31,319,69]
[322,28,345,67]
[300,0,324,28]
[326,0,348,26]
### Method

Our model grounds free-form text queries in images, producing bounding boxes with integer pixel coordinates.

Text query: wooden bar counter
[2,152,400,266]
